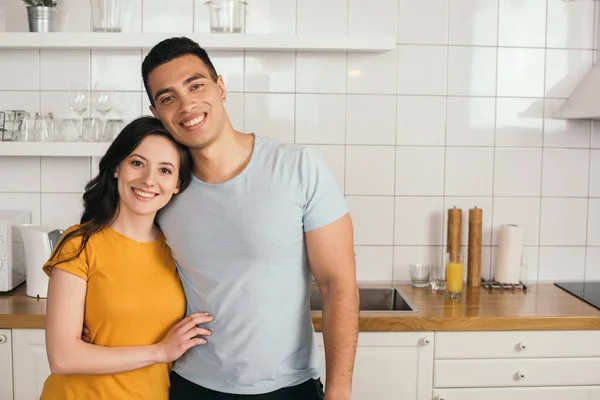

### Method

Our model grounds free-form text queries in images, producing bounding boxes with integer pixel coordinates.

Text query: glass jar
[205,0,247,33]
[91,0,123,32]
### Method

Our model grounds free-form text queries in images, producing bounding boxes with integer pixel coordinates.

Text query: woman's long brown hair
[47,116,193,268]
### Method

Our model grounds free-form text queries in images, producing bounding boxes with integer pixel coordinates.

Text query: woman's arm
[45,268,212,375]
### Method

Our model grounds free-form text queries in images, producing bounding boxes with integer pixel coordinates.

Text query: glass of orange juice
[446,251,463,298]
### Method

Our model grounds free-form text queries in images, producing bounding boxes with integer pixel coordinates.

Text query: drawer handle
[516,371,525,380]
[518,342,527,350]
[0,334,6,344]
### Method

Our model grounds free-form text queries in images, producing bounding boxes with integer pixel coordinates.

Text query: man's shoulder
[254,134,306,157]
[253,134,311,170]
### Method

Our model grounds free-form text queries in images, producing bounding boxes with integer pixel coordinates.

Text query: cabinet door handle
[423,337,431,345]
[0,334,6,344]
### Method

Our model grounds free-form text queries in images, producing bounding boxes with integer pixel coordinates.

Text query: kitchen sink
[309,287,417,312]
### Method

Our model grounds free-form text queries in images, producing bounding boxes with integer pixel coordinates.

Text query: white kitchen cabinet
[433,386,600,400]
[315,332,434,400]
[0,329,13,400]
[433,330,600,398]
[434,330,600,359]
[435,358,600,387]
[12,329,50,400]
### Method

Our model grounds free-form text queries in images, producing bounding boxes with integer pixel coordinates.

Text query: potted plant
[22,0,57,32]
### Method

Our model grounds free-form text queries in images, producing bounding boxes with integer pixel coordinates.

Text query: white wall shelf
[0,32,396,52]
[0,142,109,157]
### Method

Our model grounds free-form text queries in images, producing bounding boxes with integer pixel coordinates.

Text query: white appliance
[0,210,31,292]
[20,224,64,298]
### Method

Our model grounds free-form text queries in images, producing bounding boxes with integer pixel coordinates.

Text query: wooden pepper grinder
[447,207,461,261]
[467,206,482,287]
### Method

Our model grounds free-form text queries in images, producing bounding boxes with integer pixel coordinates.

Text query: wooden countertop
[2,282,600,331]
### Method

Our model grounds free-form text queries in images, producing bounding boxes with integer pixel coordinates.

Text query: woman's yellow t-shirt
[40,225,186,400]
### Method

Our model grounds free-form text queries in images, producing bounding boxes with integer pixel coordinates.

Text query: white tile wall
[0,0,599,282]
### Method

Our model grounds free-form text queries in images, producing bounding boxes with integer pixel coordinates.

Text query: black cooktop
[555,282,600,311]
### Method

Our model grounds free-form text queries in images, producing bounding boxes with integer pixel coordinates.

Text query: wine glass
[92,82,113,117]
[68,82,89,140]
[92,82,113,141]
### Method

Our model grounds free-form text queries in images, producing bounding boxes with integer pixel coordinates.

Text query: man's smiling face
[148,54,228,150]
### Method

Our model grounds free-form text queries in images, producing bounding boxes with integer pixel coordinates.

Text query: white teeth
[182,114,205,127]
[133,189,155,198]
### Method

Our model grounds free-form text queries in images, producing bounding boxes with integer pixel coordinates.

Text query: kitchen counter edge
[2,283,600,331]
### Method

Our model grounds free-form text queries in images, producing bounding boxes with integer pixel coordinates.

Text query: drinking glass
[82,117,103,142]
[92,82,113,118]
[34,112,55,141]
[409,264,431,288]
[430,264,446,292]
[68,82,89,130]
[58,119,81,142]
[91,0,124,32]
[103,119,124,142]
[446,252,464,298]
[18,113,35,141]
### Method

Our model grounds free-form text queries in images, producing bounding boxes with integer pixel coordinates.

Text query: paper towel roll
[494,224,524,284]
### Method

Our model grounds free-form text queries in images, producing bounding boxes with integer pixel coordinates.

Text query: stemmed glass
[92,82,114,141]
[68,82,89,141]
[92,82,113,117]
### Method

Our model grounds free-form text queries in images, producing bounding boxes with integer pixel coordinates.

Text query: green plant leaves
[23,0,57,7]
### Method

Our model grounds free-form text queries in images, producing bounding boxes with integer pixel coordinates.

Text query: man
[142,36,359,400]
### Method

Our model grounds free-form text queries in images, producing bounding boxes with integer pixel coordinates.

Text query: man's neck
[191,128,255,184]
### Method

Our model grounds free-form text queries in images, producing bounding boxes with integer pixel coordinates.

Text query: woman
[40,116,213,399]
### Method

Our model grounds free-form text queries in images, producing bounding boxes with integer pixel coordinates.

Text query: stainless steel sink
[310,287,417,312]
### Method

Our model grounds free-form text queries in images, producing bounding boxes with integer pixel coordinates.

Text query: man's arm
[306,213,359,400]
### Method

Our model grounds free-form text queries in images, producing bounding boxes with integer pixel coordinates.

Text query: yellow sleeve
[42,225,89,281]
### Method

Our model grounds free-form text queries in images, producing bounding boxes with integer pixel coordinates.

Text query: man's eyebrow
[183,74,208,85]
[153,74,209,102]
[153,87,173,103]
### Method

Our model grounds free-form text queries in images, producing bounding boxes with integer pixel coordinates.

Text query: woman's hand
[155,312,214,363]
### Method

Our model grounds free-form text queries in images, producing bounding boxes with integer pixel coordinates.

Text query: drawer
[434,358,600,388]
[435,330,600,359]
[433,386,600,400]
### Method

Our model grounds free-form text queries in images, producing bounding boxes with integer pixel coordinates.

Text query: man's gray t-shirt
[157,134,348,395]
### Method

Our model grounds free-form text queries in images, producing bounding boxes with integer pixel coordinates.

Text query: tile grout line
[488,0,501,280]
[391,50,400,280]
[390,0,404,282]
[584,146,593,280]
[293,0,299,143]
[38,48,43,224]
[393,43,596,51]
[441,0,451,269]
[535,0,550,282]
[583,0,599,280]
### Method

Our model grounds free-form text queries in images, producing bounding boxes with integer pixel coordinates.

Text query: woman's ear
[173,182,180,195]
[113,166,120,178]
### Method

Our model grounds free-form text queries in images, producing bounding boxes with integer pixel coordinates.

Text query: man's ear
[217,75,227,102]
[150,105,158,118]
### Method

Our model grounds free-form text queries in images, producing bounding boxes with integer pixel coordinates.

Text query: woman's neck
[109,207,159,243]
